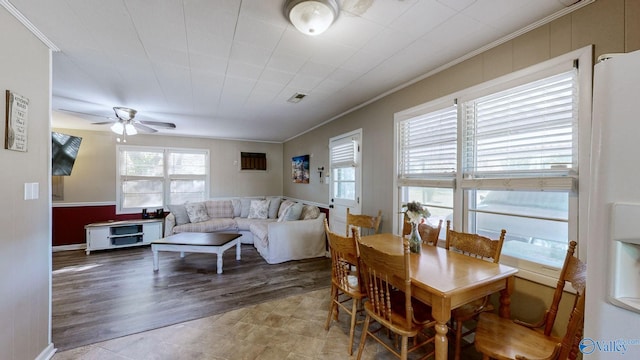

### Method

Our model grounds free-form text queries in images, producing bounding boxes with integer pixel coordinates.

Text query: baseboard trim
[36,343,56,360]
[52,201,115,208]
[52,244,86,252]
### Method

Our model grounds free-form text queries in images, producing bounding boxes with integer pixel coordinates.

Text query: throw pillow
[167,203,190,225]
[280,202,303,221]
[248,199,270,219]
[278,199,296,218]
[300,204,321,220]
[240,198,261,218]
[231,199,241,217]
[185,201,210,223]
[206,200,234,218]
[267,197,282,219]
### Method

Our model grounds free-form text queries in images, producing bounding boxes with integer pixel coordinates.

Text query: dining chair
[445,220,506,360]
[346,208,382,236]
[403,218,443,246]
[356,238,436,360]
[324,219,366,355]
[474,240,586,360]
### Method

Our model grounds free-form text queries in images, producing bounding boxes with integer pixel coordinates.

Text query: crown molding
[1,0,60,51]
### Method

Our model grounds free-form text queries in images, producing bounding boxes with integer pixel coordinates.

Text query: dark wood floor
[52,244,331,351]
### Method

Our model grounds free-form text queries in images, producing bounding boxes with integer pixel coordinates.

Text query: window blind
[398,104,457,180]
[463,70,577,179]
[330,137,358,168]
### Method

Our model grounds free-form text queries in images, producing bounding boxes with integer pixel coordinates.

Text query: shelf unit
[85,219,163,254]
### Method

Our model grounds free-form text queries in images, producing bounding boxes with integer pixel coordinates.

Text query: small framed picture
[292,154,310,183]
[5,90,29,152]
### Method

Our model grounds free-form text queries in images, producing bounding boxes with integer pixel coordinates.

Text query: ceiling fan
[60,106,176,140]
[93,107,177,135]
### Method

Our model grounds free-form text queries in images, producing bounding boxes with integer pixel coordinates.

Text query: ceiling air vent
[287,92,307,103]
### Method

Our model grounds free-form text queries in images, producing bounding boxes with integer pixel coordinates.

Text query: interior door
[329,129,362,235]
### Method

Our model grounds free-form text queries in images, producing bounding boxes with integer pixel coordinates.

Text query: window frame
[116,145,210,214]
[393,45,592,286]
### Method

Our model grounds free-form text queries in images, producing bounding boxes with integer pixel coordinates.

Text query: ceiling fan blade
[133,123,158,133]
[58,109,110,120]
[139,120,176,129]
[91,121,117,125]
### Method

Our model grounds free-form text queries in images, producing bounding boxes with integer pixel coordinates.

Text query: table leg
[499,276,515,318]
[217,251,223,274]
[431,298,450,360]
[236,239,241,260]
[153,249,159,271]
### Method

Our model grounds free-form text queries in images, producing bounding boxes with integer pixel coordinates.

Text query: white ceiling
[9,0,584,142]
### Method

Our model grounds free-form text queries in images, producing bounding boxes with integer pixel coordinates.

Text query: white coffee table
[151,232,241,274]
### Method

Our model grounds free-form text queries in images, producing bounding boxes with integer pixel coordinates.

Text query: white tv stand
[85,219,163,254]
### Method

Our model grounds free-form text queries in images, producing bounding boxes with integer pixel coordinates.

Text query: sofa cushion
[249,222,269,248]
[300,204,321,220]
[235,217,275,231]
[278,199,296,218]
[167,203,190,225]
[267,197,282,219]
[185,201,210,223]
[231,199,241,217]
[248,199,270,219]
[173,218,237,233]
[205,200,234,218]
[279,202,303,222]
[240,198,264,218]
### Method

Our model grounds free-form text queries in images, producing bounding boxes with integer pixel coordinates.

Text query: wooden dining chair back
[356,240,435,360]
[402,217,442,245]
[474,240,586,360]
[418,220,443,246]
[324,219,366,355]
[347,208,382,236]
[445,220,507,360]
[445,220,506,262]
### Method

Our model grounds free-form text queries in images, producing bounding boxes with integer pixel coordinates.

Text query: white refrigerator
[586,49,640,358]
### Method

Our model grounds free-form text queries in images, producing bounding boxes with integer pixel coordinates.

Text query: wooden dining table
[359,233,518,360]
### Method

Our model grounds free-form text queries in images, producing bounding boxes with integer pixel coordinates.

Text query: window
[461,70,577,269]
[396,101,457,238]
[395,46,592,281]
[330,133,360,204]
[116,146,209,213]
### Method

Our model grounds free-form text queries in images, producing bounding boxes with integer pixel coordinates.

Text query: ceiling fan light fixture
[110,121,124,135]
[125,122,137,136]
[284,0,338,36]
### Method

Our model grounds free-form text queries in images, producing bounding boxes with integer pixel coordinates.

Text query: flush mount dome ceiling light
[284,0,339,36]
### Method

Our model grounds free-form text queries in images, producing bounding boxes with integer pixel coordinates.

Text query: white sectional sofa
[164,197,326,264]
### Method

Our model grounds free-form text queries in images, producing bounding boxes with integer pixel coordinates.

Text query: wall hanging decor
[292,154,310,183]
[5,90,29,152]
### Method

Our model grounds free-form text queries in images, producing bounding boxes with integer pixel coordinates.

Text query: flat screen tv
[52,131,82,176]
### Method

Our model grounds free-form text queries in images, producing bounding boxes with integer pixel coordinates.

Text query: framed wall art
[5,90,29,152]
[291,154,309,183]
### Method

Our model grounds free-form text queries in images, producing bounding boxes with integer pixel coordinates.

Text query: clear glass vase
[409,222,421,254]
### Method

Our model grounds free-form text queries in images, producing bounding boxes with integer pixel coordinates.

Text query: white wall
[0,6,54,360]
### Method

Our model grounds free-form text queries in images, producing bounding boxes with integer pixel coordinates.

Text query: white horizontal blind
[119,149,164,177]
[330,137,358,168]
[168,150,208,204]
[398,104,457,180]
[463,69,577,178]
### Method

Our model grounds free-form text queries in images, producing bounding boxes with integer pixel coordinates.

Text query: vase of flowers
[402,201,431,254]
